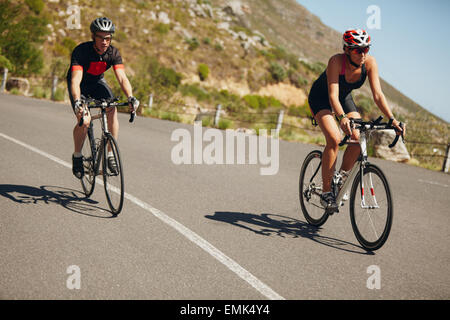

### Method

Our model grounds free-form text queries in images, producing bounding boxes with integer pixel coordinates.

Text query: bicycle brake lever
[372,116,383,128]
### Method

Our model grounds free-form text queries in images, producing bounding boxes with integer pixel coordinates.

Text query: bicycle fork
[359,169,380,209]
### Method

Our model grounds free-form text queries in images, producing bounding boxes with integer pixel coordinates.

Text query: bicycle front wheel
[299,150,329,226]
[80,126,96,197]
[350,164,393,251]
[102,134,124,215]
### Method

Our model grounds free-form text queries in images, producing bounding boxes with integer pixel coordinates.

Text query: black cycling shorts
[308,93,358,116]
[67,78,114,113]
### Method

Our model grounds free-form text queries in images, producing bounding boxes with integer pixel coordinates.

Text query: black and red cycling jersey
[66,41,124,84]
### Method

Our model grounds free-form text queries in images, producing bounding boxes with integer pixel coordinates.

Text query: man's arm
[70,68,83,102]
[113,66,133,98]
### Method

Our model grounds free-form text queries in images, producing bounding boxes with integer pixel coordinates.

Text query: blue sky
[296,0,450,123]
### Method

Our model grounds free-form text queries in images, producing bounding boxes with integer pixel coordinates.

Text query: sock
[108,151,113,158]
[73,152,82,158]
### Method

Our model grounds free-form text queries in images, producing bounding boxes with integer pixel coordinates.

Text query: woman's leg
[315,109,342,193]
[340,111,361,172]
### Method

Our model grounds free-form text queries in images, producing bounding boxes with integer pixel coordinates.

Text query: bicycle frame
[86,104,113,176]
[335,125,383,210]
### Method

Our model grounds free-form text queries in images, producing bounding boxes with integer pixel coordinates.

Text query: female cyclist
[308,29,404,210]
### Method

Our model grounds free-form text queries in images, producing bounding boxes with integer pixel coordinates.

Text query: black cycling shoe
[72,155,84,179]
[321,192,338,215]
[107,156,118,175]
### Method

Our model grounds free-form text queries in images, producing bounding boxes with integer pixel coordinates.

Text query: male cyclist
[308,29,404,211]
[67,17,139,178]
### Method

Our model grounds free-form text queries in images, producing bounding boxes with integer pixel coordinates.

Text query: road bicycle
[78,97,135,215]
[299,116,404,251]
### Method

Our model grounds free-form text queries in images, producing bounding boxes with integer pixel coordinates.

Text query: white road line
[0,132,285,300]
[418,179,449,188]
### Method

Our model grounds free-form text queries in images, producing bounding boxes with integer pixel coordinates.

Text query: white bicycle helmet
[90,17,115,34]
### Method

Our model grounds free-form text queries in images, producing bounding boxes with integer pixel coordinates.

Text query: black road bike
[299,116,404,251]
[79,97,135,215]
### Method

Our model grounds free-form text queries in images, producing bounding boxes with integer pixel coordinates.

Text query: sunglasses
[350,46,370,54]
[95,34,112,42]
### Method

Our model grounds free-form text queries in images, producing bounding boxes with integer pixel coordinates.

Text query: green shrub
[32,86,48,99]
[186,37,199,51]
[62,37,77,52]
[288,70,308,88]
[144,57,182,89]
[9,88,21,95]
[355,94,376,118]
[288,102,311,118]
[53,88,65,101]
[269,62,286,82]
[301,61,326,74]
[114,30,127,42]
[244,95,282,110]
[154,23,170,35]
[269,46,300,69]
[180,84,210,101]
[198,63,209,81]
[25,0,44,14]
[161,111,181,122]
[202,116,213,127]
[218,118,233,130]
[214,43,224,51]
[244,95,260,109]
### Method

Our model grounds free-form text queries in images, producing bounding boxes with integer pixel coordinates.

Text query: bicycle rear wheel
[102,133,124,215]
[350,164,393,251]
[80,126,96,197]
[299,150,329,226]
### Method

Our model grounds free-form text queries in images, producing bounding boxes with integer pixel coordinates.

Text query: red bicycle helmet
[343,29,371,48]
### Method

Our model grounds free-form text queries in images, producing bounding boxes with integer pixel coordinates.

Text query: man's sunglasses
[350,46,370,54]
[95,34,112,42]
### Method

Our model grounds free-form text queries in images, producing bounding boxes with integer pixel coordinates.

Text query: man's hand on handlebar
[74,99,83,116]
[128,96,140,113]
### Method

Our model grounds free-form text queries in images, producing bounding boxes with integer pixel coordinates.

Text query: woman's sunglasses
[350,46,370,54]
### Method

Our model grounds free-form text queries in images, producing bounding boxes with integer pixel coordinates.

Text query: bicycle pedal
[326,207,339,215]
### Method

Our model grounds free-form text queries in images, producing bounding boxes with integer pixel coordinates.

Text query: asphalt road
[1,93,449,300]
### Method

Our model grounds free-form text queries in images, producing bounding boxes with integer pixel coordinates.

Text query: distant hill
[210,0,444,121]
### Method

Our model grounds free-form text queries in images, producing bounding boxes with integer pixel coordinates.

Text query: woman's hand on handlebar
[391,118,405,136]
[339,117,353,136]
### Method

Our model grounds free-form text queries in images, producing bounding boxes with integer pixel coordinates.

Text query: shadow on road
[205,211,372,255]
[0,184,115,218]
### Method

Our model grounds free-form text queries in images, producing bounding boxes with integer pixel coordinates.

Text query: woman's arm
[327,54,352,135]
[367,56,404,133]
